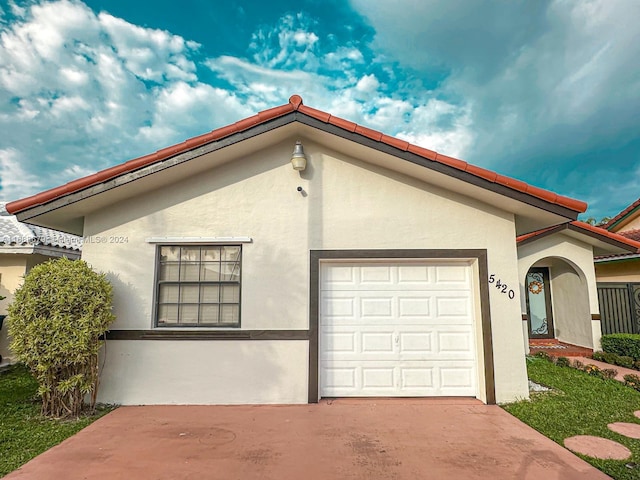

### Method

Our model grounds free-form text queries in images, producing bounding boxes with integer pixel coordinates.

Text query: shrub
[618,355,635,369]
[604,352,622,366]
[624,374,640,392]
[573,360,584,370]
[592,351,639,370]
[8,258,115,418]
[601,334,640,360]
[555,357,571,368]
[601,369,618,380]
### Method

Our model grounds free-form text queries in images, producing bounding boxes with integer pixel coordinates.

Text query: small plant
[534,351,553,362]
[623,374,640,392]
[573,360,584,370]
[8,258,115,418]
[584,364,602,378]
[601,369,618,380]
[555,357,571,368]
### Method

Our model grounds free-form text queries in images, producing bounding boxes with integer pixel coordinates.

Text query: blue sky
[0,0,638,221]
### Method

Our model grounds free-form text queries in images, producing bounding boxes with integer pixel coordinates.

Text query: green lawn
[503,356,640,480]
[0,364,114,477]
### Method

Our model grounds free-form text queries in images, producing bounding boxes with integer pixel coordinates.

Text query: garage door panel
[322,296,356,319]
[435,295,472,319]
[439,366,475,391]
[435,265,470,284]
[359,265,394,285]
[362,367,395,389]
[437,331,474,356]
[360,297,394,319]
[361,332,395,353]
[320,262,478,398]
[322,332,357,354]
[321,361,476,396]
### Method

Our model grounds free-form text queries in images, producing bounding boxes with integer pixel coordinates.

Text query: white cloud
[0,1,476,203]
[0,0,249,202]
[351,0,640,217]
[0,148,42,200]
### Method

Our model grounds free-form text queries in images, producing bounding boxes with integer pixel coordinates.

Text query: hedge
[601,333,640,361]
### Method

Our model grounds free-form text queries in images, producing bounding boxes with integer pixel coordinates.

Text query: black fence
[597,283,640,335]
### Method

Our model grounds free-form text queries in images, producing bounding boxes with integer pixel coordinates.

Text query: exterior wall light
[291,140,307,171]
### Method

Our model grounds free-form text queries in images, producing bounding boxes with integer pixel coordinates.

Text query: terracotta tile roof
[594,252,640,262]
[602,197,640,230]
[6,95,588,215]
[618,228,640,242]
[515,225,559,243]
[516,220,640,252]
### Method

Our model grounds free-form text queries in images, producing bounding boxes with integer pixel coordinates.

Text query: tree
[584,216,612,227]
[8,258,115,417]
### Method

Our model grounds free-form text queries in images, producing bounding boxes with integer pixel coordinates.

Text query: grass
[503,356,640,480]
[0,364,114,477]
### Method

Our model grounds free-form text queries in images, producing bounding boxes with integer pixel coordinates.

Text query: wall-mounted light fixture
[291,140,307,171]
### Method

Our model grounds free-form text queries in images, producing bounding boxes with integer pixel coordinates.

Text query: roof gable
[6,95,590,237]
[517,220,640,256]
[6,95,587,219]
[603,197,640,231]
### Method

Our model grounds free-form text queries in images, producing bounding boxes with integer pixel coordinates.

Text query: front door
[525,267,554,339]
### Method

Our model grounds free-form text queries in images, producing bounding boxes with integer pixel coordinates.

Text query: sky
[0,0,638,222]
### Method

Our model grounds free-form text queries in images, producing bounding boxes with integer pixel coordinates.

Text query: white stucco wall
[0,255,27,362]
[83,135,529,405]
[517,235,599,349]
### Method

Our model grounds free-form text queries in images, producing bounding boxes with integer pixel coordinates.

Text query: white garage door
[320,261,478,397]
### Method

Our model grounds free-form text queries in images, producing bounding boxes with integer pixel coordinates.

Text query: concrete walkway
[4,399,609,480]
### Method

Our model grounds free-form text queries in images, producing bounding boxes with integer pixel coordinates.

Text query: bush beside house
[7,258,115,417]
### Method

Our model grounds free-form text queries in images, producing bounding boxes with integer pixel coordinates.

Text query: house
[6,95,634,405]
[516,221,640,351]
[0,203,81,363]
[593,199,640,334]
[597,199,640,283]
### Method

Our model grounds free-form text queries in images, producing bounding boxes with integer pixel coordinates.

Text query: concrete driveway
[5,399,609,480]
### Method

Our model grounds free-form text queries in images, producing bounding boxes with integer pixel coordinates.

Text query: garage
[319,261,479,397]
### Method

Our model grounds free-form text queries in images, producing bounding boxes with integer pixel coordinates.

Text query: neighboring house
[516,221,640,350]
[594,198,640,334]
[7,95,629,405]
[0,203,82,363]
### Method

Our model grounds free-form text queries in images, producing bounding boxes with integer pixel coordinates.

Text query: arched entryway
[523,257,594,349]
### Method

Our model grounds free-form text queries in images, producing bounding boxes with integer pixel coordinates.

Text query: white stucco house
[0,203,81,363]
[6,95,639,405]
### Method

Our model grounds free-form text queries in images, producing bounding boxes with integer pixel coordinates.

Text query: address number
[489,274,515,300]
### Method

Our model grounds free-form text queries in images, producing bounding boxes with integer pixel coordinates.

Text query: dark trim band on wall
[308,249,496,405]
[103,329,309,341]
[591,314,601,321]
[521,314,528,321]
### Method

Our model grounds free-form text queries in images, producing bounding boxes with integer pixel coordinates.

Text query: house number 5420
[489,274,516,300]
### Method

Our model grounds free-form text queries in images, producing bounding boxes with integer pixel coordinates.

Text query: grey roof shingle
[0,203,81,251]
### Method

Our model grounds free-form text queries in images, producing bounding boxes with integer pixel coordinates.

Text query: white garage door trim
[309,250,495,404]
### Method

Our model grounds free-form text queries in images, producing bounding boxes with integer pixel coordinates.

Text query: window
[155,245,241,327]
